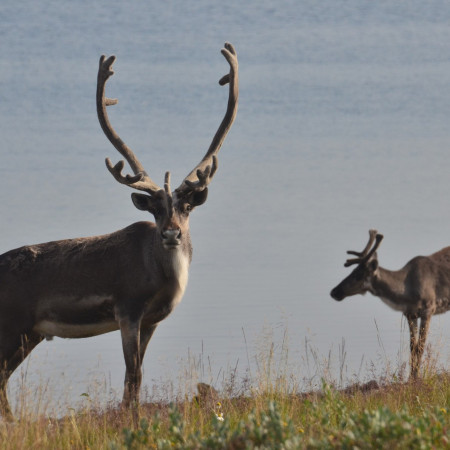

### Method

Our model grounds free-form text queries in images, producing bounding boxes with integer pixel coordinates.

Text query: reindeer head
[330,230,384,301]
[96,44,238,250]
[129,171,210,249]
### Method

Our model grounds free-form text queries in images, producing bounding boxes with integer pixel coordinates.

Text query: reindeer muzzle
[330,286,345,301]
[162,229,182,249]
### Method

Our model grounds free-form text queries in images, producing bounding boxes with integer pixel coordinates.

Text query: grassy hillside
[0,369,448,449]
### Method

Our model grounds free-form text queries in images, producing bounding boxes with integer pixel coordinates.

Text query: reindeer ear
[131,193,154,211]
[369,259,378,271]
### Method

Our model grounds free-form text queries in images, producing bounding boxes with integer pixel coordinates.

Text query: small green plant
[112,396,449,449]
[308,405,449,449]
[113,401,303,449]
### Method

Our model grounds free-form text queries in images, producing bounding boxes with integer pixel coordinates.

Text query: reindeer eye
[185,204,192,212]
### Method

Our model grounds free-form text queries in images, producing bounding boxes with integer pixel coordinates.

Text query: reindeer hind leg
[415,315,431,378]
[0,373,13,421]
[0,331,43,420]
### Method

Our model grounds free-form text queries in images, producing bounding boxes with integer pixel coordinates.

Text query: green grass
[0,328,448,448]
[0,366,448,449]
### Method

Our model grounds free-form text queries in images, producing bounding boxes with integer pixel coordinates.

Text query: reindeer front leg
[406,314,419,379]
[139,323,157,363]
[119,317,142,407]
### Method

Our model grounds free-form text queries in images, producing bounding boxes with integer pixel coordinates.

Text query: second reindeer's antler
[344,229,384,267]
[97,55,162,196]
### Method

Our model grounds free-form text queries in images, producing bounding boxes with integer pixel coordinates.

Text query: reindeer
[330,229,450,379]
[0,43,238,420]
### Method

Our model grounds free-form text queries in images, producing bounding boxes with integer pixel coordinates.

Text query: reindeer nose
[162,228,182,247]
[330,287,344,301]
[163,228,181,239]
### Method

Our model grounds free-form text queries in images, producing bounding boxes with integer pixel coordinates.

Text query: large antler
[175,42,239,197]
[97,55,162,195]
[344,229,384,267]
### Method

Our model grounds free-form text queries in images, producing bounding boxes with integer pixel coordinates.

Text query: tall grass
[0,331,448,449]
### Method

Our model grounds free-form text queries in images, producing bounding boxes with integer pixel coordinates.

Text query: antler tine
[175,43,238,197]
[97,55,161,195]
[344,229,381,267]
[364,233,384,261]
[164,171,174,218]
[347,229,378,257]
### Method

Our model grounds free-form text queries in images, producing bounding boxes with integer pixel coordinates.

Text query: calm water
[1,1,450,412]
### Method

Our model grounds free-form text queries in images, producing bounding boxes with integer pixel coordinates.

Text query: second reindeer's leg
[415,315,431,378]
[406,314,419,379]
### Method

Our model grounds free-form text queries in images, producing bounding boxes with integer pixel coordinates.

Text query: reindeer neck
[159,232,192,279]
[369,267,409,310]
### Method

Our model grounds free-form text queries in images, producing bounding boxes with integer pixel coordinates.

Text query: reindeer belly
[435,297,450,315]
[33,294,118,339]
[34,320,119,339]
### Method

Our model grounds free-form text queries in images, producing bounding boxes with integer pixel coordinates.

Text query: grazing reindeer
[0,43,238,420]
[330,230,450,379]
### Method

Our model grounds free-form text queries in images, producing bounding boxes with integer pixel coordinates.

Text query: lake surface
[1,1,450,413]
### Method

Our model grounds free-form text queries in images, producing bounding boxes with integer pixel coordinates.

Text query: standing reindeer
[0,43,238,420]
[330,230,450,379]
